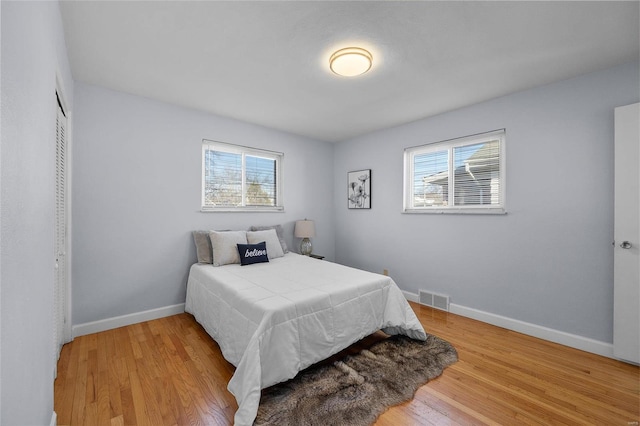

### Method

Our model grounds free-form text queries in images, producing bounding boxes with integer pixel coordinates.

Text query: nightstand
[309,254,325,260]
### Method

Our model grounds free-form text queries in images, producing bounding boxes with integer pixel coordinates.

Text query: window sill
[402,208,506,215]
[201,207,285,213]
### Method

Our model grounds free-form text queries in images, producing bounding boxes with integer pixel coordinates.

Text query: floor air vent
[418,290,450,312]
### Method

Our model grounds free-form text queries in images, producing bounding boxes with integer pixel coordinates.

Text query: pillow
[247,229,284,259]
[192,230,213,264]
[209,231,247,266]
[237,242,269,266]
[249,224,289,253]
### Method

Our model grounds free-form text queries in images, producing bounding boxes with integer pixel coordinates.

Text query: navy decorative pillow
[237,242,269,266]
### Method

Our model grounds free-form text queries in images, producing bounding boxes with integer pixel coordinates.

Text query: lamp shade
[294,220,316,238]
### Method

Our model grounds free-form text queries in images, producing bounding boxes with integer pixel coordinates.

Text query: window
[202,140,283,211]
[403,129,505,214]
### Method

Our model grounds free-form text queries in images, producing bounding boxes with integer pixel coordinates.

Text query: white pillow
[247,229,285,259]
[209,231,247,266]
[249,224,289,253]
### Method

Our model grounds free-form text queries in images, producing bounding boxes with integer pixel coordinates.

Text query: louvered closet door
[54,97,68,365]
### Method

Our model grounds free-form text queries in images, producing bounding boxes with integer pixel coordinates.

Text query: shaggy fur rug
[254,334,458,426]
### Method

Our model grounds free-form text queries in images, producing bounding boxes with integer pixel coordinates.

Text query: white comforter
[185,253,426,426]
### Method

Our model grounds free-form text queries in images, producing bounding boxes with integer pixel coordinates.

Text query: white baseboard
[403,292,614,359]
[402,290,419,303]
[50,412,57,426]
[449,303,614,359]
[72,303,185,338]
[71,296,615,359]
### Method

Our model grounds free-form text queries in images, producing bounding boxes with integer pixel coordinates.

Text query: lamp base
[300,237,312,256]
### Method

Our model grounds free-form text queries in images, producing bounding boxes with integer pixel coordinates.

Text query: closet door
[613,102,639,364]
[54,94,69,366]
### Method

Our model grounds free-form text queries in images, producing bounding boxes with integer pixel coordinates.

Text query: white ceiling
[59,1,639,143]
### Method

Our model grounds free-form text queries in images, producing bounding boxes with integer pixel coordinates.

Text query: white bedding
[185,252,426,426]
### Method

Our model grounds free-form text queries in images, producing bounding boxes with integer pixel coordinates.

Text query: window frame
[201,139,284,212]
[403,129,506,215]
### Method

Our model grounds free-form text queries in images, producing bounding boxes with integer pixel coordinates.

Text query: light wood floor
[55,302,639,425]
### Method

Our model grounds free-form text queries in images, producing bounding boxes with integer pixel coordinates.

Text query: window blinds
[202,140,282,211]
[404,129,505,213]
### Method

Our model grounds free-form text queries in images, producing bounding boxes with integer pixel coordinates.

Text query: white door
[54,94,69,367]
[613,102,639,364]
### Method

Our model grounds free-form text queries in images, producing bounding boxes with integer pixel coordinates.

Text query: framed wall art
[347,169,371,209]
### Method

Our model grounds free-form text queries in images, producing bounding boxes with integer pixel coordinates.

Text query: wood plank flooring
[55,302,639,425]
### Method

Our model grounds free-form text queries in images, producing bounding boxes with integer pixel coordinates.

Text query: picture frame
[347,169,371,209]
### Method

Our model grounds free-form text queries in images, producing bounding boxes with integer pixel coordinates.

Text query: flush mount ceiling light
[329,47,373,77]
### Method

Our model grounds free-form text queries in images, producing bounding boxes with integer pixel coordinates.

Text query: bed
[185,249,426,425]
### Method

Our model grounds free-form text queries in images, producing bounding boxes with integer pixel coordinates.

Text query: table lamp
[294,219,315,256]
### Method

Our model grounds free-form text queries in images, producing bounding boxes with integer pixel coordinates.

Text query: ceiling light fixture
[329,47,372,77]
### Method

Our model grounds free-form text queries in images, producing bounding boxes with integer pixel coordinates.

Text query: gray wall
[334,61,639,344]
[1,1,74,424]
[71,82,335,325]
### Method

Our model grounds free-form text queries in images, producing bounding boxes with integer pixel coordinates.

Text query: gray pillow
[249,224,289,253]
[192,230,213,264]
[210,230,248,266]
